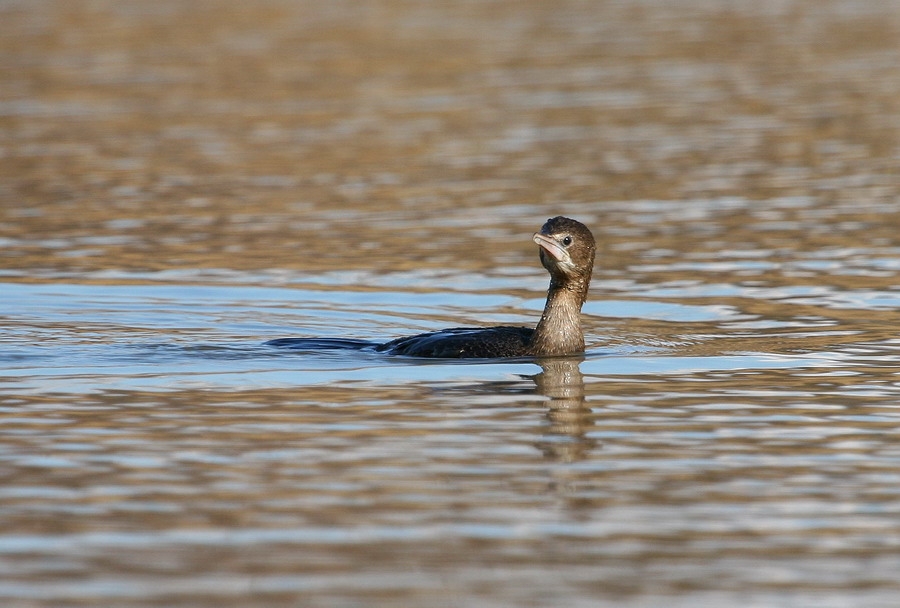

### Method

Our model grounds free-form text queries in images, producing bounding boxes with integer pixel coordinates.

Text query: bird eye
[562,236,573,246]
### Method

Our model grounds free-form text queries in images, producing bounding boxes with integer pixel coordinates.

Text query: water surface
[3,1,900,607]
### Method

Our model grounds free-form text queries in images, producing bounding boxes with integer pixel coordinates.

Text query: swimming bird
[267,216,595,358]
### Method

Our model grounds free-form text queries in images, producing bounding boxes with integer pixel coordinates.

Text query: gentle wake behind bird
[267,216,595,358]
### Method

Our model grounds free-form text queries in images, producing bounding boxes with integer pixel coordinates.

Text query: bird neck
[529,276,588,356]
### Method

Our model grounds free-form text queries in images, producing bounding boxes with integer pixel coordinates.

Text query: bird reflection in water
[532,356,597,462]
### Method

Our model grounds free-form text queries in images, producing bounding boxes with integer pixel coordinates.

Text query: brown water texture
[2,1,900,607]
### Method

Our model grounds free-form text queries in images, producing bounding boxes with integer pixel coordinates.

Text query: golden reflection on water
[3,1,899,278]
[2,0,900,606]
[4,357,900,602]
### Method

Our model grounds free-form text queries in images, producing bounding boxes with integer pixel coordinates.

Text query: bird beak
[533,233,569,263]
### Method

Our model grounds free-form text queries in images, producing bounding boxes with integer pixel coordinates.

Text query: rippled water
[3,1,900,607]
